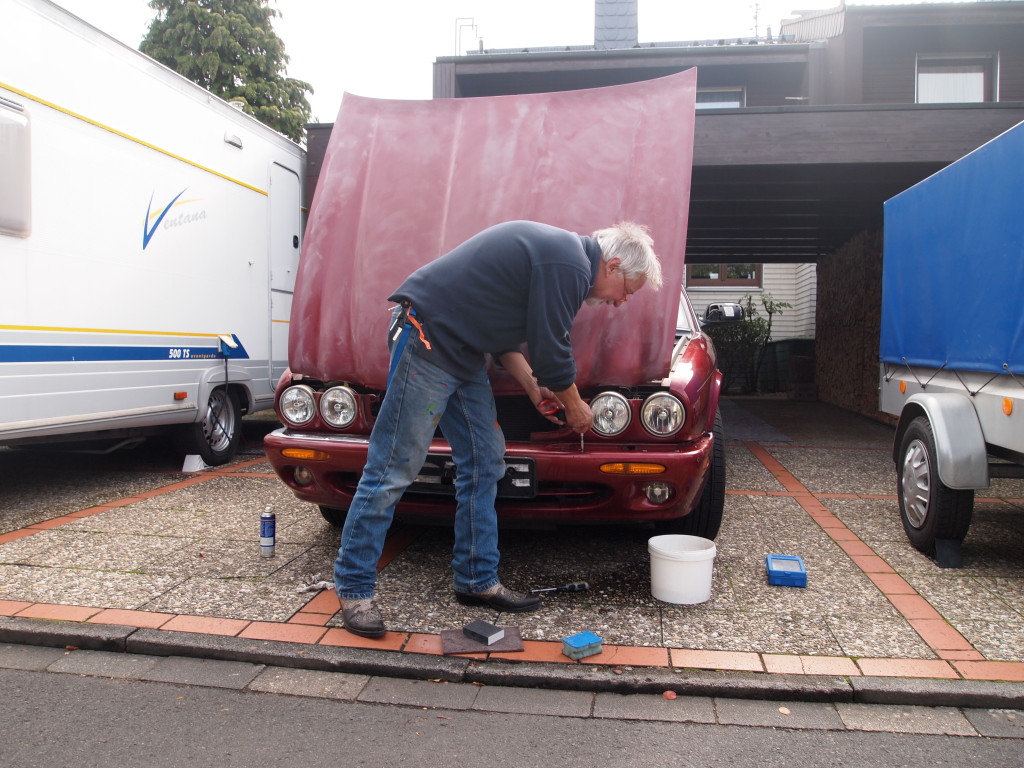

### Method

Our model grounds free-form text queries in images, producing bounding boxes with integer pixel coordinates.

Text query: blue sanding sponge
[562,630,603,660]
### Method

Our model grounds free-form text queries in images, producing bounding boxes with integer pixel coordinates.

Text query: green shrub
[706,294,790,393]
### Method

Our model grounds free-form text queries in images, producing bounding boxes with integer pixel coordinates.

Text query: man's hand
[498,352,591,433]
[498,352,566,425]
[535,389,566,425]
[553,384,592,435]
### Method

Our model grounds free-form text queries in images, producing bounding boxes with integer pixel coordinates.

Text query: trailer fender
[894,393,989,489]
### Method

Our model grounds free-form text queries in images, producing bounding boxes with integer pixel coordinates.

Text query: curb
[4,615,1023,710]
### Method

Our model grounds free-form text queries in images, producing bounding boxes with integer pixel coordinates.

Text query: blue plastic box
[765,554,807,587]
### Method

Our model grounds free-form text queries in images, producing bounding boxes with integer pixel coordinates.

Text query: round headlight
[279,384,315,427]
[641,393,685,437]
[320,386,358,428]
[590,391,631,437]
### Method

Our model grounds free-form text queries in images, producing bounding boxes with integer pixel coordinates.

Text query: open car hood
[290,70,696,393]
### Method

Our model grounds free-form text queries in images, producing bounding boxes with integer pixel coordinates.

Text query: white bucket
[648,534,717,605]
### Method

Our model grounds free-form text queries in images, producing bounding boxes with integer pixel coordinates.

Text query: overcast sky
[54,1,962,122]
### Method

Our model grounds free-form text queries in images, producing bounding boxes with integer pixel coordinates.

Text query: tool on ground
[295,573,334,593]
[529,581,589,595]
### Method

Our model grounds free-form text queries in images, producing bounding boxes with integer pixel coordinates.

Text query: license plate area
[409,454,536,498]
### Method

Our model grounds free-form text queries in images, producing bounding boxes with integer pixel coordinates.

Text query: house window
[686,263,761,288]
[916,55,996,104]
[696,88,745,110]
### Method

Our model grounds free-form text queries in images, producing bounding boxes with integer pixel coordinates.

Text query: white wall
[684,262,817,340]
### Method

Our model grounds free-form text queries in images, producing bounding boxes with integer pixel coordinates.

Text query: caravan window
[0,96,31,237]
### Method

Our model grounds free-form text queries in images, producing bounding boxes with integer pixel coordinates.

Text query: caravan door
[269,162,301,388]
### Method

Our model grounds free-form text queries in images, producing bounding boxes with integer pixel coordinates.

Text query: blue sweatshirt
[389,221,600,391]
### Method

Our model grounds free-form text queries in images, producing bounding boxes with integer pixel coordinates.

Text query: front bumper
[264,427,714,523]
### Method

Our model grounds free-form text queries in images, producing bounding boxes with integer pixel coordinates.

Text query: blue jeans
[333,331,507,601]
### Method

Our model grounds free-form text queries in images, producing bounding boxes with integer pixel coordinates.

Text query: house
[427,1,1024,413]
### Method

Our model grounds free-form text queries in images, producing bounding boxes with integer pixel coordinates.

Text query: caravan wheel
[177,387,242,466]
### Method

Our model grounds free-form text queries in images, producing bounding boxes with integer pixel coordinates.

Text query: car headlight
[641,393,685,437]
[590,391,631,437]
[279,384,316,427]
[319,385,358,428]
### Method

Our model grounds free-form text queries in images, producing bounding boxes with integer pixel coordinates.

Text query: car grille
[322,471,611,509]
[495,396,562,441]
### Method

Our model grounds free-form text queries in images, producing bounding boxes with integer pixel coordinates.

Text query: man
[334,220,663,638]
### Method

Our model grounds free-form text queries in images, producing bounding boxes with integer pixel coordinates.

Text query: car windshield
[676,291,693,334]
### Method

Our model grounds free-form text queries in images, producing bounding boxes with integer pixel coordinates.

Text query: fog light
[293,466,314,486]
[644,482,673,504]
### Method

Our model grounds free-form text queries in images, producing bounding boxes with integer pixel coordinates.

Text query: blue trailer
[879,120,1024,566]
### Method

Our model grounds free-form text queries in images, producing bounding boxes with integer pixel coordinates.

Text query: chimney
[594,0,638,50]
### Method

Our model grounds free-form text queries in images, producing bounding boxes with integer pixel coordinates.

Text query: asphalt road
[3,666,1022,768]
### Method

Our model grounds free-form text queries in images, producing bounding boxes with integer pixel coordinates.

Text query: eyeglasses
[618,270,632,305]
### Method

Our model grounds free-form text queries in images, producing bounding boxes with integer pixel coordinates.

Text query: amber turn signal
[282,448,330,461]
[599,462,666,475]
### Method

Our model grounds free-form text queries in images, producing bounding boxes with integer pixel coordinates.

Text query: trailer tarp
[881,119,1024,375]
[289,71,696,392]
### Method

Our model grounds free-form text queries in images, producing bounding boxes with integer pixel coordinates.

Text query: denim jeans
[333,331,507,601]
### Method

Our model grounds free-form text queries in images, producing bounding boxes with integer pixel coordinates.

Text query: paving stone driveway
[1,397,1022,678]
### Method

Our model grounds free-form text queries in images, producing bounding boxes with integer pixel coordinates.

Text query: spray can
[260,506,276,557]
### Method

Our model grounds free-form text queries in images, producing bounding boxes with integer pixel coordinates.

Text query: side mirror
[701,302,744,326]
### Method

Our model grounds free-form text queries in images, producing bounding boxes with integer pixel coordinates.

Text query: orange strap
[407,313,432,350]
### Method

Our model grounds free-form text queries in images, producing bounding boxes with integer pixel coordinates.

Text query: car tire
[318,505,348,527]
[176,387,241,466]
[655,408,725,540]
[897,415,973,555]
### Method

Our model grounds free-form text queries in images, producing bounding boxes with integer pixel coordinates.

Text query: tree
[141,0,312,143]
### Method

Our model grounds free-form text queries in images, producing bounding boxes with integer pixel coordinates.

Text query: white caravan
[0,0,305,464]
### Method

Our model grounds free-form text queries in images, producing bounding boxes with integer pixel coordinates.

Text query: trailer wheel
[318,505,348,527]
[897,415,973,555]
[178,387,241,466]
[654,408,725,540]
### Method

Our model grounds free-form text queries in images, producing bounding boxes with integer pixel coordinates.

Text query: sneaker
[454,583,541,613]
[341,599,386,638]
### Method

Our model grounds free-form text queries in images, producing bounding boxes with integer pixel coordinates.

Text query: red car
[264,71,731,538]
[265,291,731,539]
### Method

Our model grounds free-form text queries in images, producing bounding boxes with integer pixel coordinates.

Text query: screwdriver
[537,398,585,451]
[529,581,590,595]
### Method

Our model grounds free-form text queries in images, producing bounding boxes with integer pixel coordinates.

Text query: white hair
[592,222,663,290]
